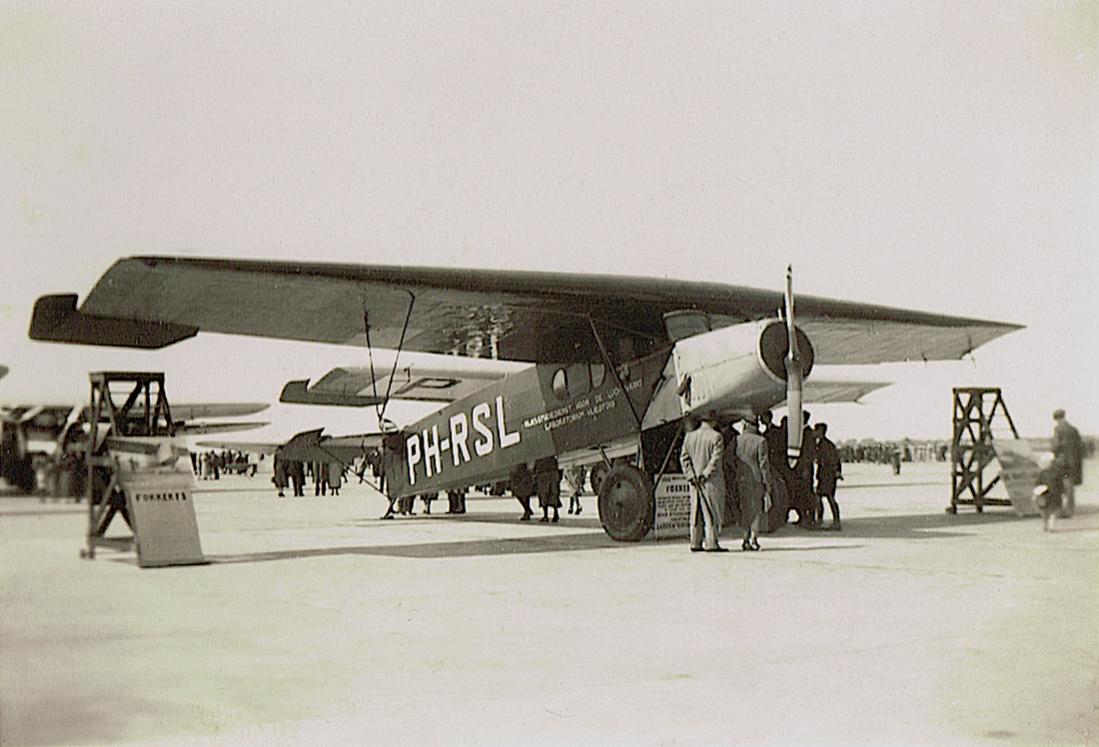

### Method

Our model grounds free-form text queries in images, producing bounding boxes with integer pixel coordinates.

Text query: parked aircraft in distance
[30,256,1021,538]
[1,392,268,495]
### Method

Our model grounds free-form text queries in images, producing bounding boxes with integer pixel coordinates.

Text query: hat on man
[1053,409,1066,420]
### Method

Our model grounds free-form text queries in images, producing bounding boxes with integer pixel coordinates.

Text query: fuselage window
[590,363,606,389]
[552,368,569,400]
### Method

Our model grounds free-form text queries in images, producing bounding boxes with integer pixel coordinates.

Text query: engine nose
[758,320,814,382]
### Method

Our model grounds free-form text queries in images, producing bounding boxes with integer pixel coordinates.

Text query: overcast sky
[1,1,1096,441]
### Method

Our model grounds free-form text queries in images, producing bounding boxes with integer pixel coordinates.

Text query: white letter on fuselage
[422,425,442,478]
[406,434,422,486]
[496,396,520,449]
[449,413,470,466]
[471,402,493,457]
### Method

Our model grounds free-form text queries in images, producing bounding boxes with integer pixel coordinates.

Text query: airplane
[29,256,1022,539]
[276,357,891,494]
[1,394,269,496]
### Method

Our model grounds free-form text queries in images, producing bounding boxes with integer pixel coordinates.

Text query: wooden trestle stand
[80,372,206,567]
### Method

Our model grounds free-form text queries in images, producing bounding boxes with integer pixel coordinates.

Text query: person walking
[1052,409,1083,518]
[272,454,288,497]
[1034,452,1065,532]
[564,465,586,515]
[510,463,536,521]
[734,418,773,551]
[680,413,727,552]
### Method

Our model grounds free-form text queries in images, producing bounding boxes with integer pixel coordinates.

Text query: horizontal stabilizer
[279,379,384,407]
[282,361,518,407]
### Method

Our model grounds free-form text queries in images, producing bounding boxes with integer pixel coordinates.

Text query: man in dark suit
[1052,409,1083,518]
[813,422,843,530]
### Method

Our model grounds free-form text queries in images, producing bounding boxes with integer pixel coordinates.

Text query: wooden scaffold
[948,387,1019,514]
[80,372,175,559]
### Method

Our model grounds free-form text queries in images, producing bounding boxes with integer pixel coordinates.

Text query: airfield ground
[1,461,1096,746]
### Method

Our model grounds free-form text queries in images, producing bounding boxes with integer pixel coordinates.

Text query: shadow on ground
[196,507,1047,565]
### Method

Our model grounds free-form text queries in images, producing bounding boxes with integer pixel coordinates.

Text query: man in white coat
[680,413,728,552]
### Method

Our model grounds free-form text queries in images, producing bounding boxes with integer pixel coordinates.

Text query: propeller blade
[785,265,803,469]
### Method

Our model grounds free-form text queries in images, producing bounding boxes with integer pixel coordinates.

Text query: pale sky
[2,1,1097,441]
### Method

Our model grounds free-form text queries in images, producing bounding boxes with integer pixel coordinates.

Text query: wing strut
[363,291,416,424]
[587,317,643,432]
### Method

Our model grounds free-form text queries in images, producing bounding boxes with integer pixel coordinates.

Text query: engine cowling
[671,320,814,418]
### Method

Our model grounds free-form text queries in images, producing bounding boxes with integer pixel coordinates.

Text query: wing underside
[30,256,1023,365]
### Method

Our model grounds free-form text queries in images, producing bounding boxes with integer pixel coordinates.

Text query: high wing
[280,359,525,407]
[30,255,1022,364]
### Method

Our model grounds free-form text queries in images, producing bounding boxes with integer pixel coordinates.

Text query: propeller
[784,265,803,470]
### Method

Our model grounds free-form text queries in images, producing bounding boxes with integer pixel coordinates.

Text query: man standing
[1052,409,1083,518]
[680,413,727,552]
[782,411,817,527]
[814,422,843,530]
[734,417,773,551]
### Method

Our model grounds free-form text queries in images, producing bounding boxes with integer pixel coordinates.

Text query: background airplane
[0,392,269,496]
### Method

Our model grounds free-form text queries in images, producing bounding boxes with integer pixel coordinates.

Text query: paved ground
[1,462,1096,746]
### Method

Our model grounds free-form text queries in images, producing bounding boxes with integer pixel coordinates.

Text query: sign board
[118,467,206,567]
[652,473,692,539]
[991,439,1041,516]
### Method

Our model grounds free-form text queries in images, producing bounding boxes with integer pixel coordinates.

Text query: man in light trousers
[680,413,728,553]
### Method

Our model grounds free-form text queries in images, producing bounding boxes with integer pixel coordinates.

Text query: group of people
[271,456,345,497]
[680,409,843,553]
[509,456,569,523]
[192,450,258,480]
[1034,409,1084,532]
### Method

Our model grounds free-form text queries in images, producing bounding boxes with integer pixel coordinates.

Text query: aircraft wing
[168,402,269,419]
[174,421,269,436]
[280,359,523,406]
[777,379,892,408]
[30,255,1022,364]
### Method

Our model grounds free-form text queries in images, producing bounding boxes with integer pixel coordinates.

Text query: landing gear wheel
[590,463,609,495]
[597,464,654,542]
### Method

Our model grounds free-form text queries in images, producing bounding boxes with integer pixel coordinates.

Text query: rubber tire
[597,464,654,542]
[590,462,609,495]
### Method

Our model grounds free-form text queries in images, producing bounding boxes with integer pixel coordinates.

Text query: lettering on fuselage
[405,395,521,486]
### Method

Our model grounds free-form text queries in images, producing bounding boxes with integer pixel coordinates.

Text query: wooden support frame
[948,387,1019,514]
[80,372,175,560]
